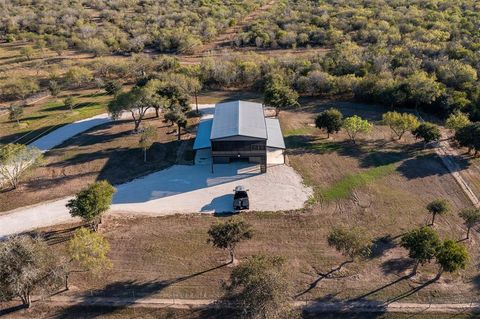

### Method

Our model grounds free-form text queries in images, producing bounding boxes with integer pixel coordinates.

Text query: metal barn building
[193,101,285,173]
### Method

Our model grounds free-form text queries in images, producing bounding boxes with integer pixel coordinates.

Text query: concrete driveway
[112,162,311,215]
[0,162,312,237]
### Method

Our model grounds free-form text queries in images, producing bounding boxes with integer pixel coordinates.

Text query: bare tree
[0,236,65,308]
[0,144,42,190]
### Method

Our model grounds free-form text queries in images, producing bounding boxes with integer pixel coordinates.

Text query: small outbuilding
[193,100,286,173]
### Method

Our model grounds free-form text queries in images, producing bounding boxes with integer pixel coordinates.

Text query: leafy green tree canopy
[226,255,291,319]
[264,73,299,116]
[445,111,470,132]
[0,143,42,190]
[400,226,440,274]
[68,227,112,273]
[207,217,253,264]
[426,198,449,225]
[0,236,65,308]
[139,125,157,162]
[412,122,441,144]
[458,208,480,239]
[342,115,373,144]
[382,111,419,140]
[66,181,115,231]
[454,123,480,155]
[435,240,468,277]
[327,226,372,261]
[315,108,343,138]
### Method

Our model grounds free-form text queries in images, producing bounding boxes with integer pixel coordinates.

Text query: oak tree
[207,218,253,264]
[66,181,115,231]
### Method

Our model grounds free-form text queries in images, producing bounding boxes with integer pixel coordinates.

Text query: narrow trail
[436,134,480,207]
[415,112,479,208]
[29,295,480,314]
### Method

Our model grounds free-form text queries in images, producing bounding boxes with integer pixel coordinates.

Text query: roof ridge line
[237,100,242,136]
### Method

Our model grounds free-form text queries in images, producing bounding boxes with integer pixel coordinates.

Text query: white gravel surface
[31,114,112,152]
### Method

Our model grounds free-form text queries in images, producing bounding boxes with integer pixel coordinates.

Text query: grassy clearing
[319,164,396,202]
[0,90,111,144]
[284,126,317,137]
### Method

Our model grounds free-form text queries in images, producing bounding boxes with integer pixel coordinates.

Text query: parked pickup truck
[233,185,249,211]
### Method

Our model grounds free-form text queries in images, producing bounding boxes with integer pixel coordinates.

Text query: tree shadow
[43,140,179,186]
[396,153,467,179]
[295,261,353,298]
[471,273,480,291]
[369,235,397,259]
[0,304,26,316]
[303,294,387,318]
[350,273,438,304]
[0,123,66,145]
[82,92,107,98]
[284,135,317,150]
[350,275,413,302]
[23,171,96,192]
[385,276,438,303]
[96,141,181,185]
[358,148,414,169]
[13,114,49,122]
[43,102,93,112]
[37,224,87,246]
[284,135,348,156]
[284,135,415,171]
[53,262,229,318]
[380,257,415,276]
[50,121,132,148]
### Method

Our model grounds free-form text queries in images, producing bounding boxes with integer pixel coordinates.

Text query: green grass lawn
[0,90,111,144]
[319,163,396,202]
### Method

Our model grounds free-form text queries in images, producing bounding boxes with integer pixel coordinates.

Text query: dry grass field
[11,99,476,314]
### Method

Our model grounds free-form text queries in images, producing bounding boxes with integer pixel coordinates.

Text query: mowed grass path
[319,164,396,202]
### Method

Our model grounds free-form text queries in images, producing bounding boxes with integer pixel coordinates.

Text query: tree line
[235,0,480,115]
[3,48,479,125]
[0,0,267,55]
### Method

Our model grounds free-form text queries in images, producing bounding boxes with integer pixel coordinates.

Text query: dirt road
[29,295,480,314]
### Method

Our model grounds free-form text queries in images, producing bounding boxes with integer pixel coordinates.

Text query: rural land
[1,0,480,318]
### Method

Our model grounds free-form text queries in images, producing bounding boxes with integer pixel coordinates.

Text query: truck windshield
[234,191,248,199]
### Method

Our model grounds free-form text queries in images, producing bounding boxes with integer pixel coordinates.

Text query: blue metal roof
[265,118,286,149]
[210,101,267,140]
[193,118,213,150]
